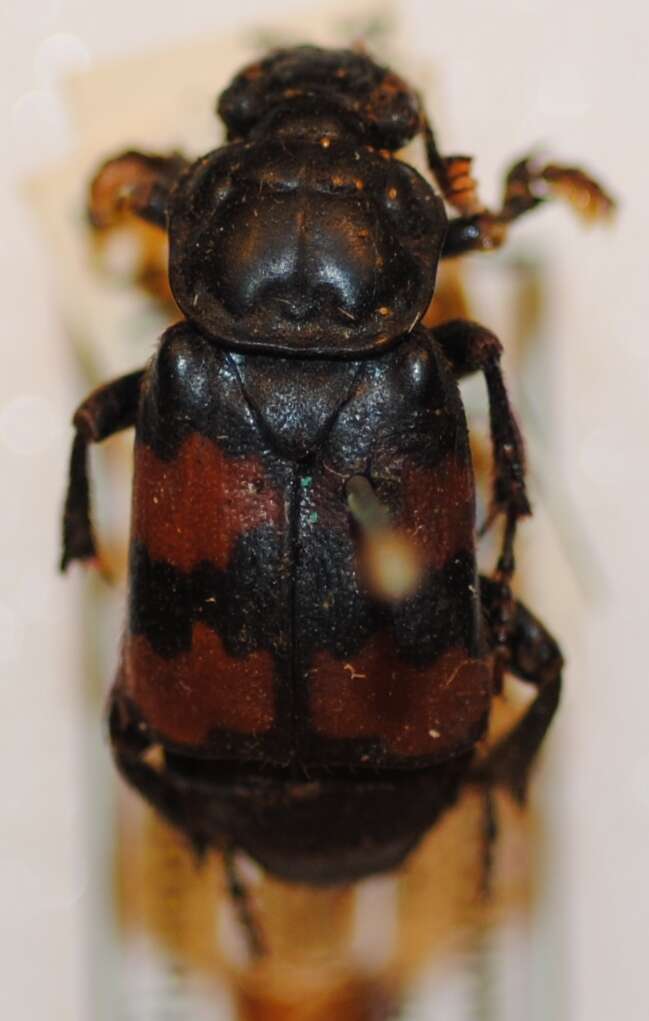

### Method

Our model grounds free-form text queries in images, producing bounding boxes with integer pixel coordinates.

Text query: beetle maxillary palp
[345,475,423,601]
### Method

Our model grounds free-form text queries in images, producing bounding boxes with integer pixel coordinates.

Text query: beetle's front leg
[89,150,189,230]
[433,319,530,585]
[441,157,615,258]
[477,576,563,803]
[60,369,143,570]
[421,114,614,256]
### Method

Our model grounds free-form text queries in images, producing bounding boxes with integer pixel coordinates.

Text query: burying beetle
[61,46,612,924]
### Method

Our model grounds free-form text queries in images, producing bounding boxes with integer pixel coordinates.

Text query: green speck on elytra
[300,476,313,488]
[308,511,318,524]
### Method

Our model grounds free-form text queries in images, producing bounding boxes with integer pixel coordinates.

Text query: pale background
[1,1,648,1019]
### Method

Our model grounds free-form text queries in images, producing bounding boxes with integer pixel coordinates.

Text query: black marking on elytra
[293,513,478,668]
[138,322,263,462]
[294,521,377,661]
[131,532,478,669]
[129,527,288,661]
[391,552,481,664]
[137,322,469,476]
[325,327,469,476]
[128,550,193,657]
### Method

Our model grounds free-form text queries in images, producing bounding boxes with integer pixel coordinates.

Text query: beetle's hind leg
[478,785,498,900]
[107,690,210,852]
[108,692,267,958]
[222,847,266,959]
[472,578,562,894]
[475,576,563,804]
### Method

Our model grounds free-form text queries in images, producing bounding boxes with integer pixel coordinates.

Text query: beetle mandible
[61,46,613,896]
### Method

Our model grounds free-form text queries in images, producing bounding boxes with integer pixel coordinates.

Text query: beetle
[61,46,612,903]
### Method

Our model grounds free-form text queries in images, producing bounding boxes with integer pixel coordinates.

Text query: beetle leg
[479,785,498,900]
[441,160,614,258]
[422,114,543,241]
[475,576,563,803]
[222,847,267,959]
[433,319,530,585]
[88,150,189,230]
[108,690,214,855]
[109,694,266,957]
[60,370,143,570]
[421,116,614,256]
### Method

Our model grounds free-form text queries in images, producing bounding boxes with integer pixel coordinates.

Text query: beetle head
[218,45,422,151]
